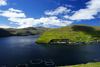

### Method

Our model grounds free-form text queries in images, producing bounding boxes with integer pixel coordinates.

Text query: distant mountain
[0,28,13,37]
[35,25,100,43]
[0,27,50,37]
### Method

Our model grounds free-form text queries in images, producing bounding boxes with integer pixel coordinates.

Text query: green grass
[56,62,100,67]
[36,25,100,43]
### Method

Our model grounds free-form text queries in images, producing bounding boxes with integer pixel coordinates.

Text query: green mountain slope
[0,27,49,37]
[0,28,13,37]
[57,62,100,67]
[35,25,100,43]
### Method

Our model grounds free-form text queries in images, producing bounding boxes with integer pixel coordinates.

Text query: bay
[0,35,100,67]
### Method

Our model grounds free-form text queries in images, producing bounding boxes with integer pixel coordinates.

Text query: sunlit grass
[56,62,100,67]
[36,25,100,43]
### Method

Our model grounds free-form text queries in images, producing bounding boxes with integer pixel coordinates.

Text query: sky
[0,0,100,29]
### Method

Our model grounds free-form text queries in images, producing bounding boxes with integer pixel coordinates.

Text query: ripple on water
[94,58,100,62]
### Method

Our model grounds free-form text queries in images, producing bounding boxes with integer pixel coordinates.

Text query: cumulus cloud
[0,8,26,18]
[0,25,15,28]
[8,8,22,12]
[0,8,73,28]
[0,0,7,6]
[64,0,100,20]
[8,16,73,28]
[44,6,71,15]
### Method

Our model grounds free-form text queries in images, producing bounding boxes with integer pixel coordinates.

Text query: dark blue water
[0,35,100,67]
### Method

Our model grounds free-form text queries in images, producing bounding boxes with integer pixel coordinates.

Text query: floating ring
[30,59,43,64]
[16,64,28,67]
[45,62,54,66]
[44,59,53,62]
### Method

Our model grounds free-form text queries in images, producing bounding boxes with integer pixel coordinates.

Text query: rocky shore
[49,40,100,45]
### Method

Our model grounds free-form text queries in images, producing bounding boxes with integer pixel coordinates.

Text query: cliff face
[35,25,100,43]
[0,27,49,37]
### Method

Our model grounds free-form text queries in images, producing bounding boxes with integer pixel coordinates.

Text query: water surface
[0,35,100,67]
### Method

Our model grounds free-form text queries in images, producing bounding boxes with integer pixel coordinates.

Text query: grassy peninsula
[35,25,100,43]
[0,27,49,37]
[57,62,100,67]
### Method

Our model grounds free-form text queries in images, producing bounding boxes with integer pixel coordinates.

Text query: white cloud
[0,8,73,28]
[0,25,15,28]
[63,15,70,19]
[64,0,100,20]
[0,0,7,6]
[0,10,3,12]
[37,16,73,27]
[8,16,73,28]
[65,4,74,8]
[8,17,35,28]
[44,6,71,15]
[10,22,13,24]
[0,8,26,18]
[98,15,100,18]
[8,8,22,12]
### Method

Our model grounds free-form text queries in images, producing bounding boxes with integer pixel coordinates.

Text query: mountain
[0,28,13,37]
[35,25,100,43]
[0,27,49,37]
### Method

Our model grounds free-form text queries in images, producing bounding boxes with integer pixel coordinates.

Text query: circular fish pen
[16,64,28,67]
[45,62,54,66]
[30,59,43,64]
[44,59,53,62]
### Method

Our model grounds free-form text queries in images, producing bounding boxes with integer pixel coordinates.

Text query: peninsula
[35,25,100,44]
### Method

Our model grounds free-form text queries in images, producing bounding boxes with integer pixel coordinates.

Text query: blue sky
[0,0,100,28]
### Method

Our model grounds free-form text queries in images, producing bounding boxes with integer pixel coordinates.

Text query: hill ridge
[0,27,50,37]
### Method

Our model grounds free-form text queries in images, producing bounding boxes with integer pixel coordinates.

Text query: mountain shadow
[71,25,100,40]
[71,25,95,32]
[0,28,13,37]
[0,27,50,37]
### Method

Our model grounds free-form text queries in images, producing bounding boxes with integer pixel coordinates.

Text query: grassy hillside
[57,62,100,67]
[35,25,100,43]
[0,27,49,37]
[0,28,13,37]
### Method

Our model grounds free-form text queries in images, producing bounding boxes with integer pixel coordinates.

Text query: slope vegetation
[57,62,100,67]
[35,25,100,43]
[0,27,49,37]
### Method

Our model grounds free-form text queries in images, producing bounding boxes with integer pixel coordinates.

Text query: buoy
[30,59,43,64]
[16,64,28,67]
